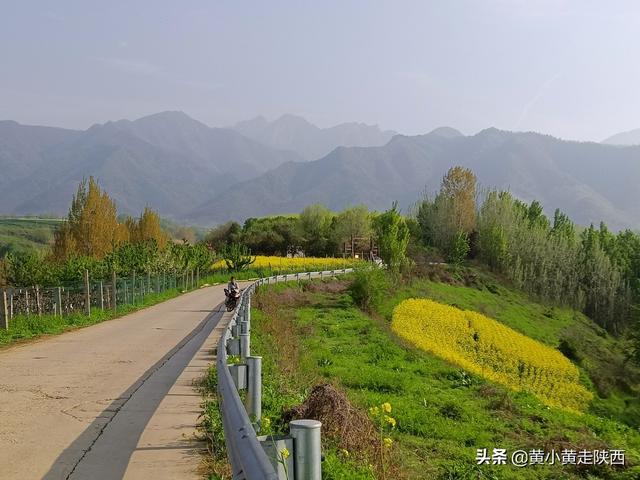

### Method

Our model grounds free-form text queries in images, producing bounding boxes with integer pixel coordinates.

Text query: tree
[332,205,372,254]
[440,166,477,234]
[448,231,470,266]
[416,166,477,255]
[299,204,333,256]
[52,177,126,260]
[129,207,168,249]
[5,251,49,286]
[205,221,242,250]
[242,216,302,255]
[220,243,256,271]
[373,203,410,272]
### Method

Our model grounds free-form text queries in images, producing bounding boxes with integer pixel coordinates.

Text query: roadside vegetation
[244,274,640,479]
[0,217,61,255]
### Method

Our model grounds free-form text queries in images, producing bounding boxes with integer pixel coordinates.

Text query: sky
[1,0,639,141]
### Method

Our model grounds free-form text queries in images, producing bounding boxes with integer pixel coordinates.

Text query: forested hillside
[189,128,640,229]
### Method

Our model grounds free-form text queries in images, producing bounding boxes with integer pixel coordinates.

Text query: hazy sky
[2,1,639,141]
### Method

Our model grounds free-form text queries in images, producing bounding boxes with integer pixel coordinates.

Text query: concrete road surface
[0,284,230,480]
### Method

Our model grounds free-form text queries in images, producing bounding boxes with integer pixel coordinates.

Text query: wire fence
[0,269,201,327]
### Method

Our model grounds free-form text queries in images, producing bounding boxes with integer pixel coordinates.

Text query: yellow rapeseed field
[212,255,358,272]
[392,299,592,413]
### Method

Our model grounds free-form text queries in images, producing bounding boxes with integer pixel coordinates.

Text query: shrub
[349,266,389,313]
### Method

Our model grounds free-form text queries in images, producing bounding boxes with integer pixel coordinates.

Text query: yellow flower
[384,415,396,428]
[261,417,271,429]
[369,406,380,416]
[340,449,350,457]
[280,448,290,460]
[391,298,592,413]
[382,402,392,413]
[213,255,360,271]
[383,437,393,448]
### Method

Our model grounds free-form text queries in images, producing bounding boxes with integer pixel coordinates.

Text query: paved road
[0,284,230,480]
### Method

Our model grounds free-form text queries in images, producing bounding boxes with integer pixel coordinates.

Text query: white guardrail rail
[216,269,354,480]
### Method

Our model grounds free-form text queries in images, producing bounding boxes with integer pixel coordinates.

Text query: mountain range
[231,114,396,160]
[602,128,640,146]
[1,112,639,231]
[188,128,640,230]
[0,112,302,217]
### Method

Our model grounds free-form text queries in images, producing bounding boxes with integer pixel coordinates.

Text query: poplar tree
[52,178,125,260]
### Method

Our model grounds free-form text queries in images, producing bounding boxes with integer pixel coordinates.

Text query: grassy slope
[0,217,62,253]
[250,278,640,480]
[377,271,640,429]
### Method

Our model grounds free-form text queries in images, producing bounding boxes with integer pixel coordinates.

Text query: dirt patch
[302,279,350,295]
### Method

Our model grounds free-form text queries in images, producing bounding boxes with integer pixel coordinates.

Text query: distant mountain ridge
[0,112,301,217]
[602,128,640,146]
[2,113,639,231]
[187,128,640,231]
[232,114,397,160]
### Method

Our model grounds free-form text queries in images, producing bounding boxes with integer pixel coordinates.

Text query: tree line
[1,178,213,286]
[416,166,640,336]
[205,204,375,257]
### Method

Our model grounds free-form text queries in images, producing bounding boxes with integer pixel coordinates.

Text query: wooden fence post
[132,272,136,303]
[25,289,30,316]
[57,287,63,317]
[100,281,104,311]
[35,286,42,316]
[112,271,117,313]
[1,289,8,330]
[84,269,91,315]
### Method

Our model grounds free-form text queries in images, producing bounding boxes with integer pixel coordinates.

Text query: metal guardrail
[216,269,353,480]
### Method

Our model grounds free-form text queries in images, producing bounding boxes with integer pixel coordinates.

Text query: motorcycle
[224,288,241,311]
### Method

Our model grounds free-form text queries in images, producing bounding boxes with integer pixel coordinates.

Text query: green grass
[249,279,640,479]
[0,216,63,254]
[0,286,184,346]
[376,272,640,429]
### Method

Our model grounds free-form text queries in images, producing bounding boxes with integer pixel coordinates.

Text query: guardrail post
[290,420,322,480]
[240,319,250,335]
[246,356,262,423]
[228,363,247,390]
[240,332,250,360]
[1,289,8,330]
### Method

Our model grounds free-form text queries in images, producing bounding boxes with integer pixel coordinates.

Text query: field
[227,274,640,479]
[212,255,358,273]
[0,217,62,254]
[392,299,592,412]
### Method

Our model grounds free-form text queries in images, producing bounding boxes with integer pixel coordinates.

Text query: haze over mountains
[602,128,640,146]
[189,128,640,230]
[232,114,396,160]
[0,112,301,217]
[1,111,639,231]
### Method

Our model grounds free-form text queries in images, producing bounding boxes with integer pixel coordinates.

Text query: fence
[0,269,202,329]
[217,268,353,480]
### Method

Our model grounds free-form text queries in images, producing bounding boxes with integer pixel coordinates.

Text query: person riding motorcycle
[227,277,239,295]
[224,277,240,311]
